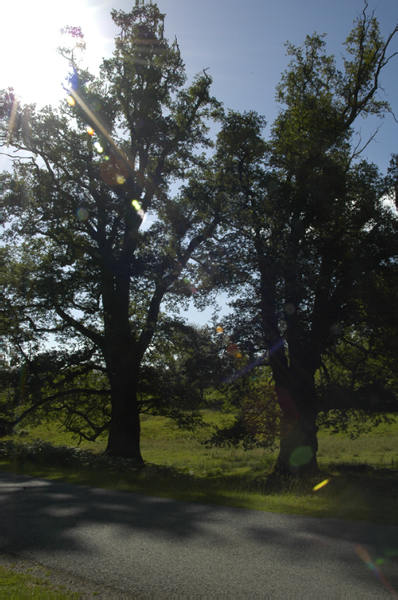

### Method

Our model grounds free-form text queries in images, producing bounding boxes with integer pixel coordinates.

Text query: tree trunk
[272,354,320,476]
[275,388,319,476]
[105,357,144,464]
[271,317,321,475]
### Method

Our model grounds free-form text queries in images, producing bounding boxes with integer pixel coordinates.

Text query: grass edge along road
[0,555,121,598]
[1,538,133,597]
[1,410,397,526]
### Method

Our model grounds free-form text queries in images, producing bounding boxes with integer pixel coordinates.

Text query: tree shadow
[0,471,228,555]
[1,471,397,597]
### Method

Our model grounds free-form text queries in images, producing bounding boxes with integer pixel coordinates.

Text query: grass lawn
[1,411,397,525]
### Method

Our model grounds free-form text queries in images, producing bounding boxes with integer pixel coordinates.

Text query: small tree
[2,5,223,461]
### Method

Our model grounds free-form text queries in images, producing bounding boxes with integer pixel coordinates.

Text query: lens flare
[86,126,94,136]
[355,545,397,596]
[216,326,224,334]
[132,199,141,211]
[285,303,295,315]
[67,96,75,106]
[289,446,313,467]
[100,158,128,186]
[227,343,239,356]
[313,478,330,491]
[76,207,89,221]
[94,141,103,153]
[131,200,145,220]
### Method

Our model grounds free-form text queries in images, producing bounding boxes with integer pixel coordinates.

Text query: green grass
[2,411,398,526]
[12,410,398,471]
[317,418,398,468]
[0,564,83,597]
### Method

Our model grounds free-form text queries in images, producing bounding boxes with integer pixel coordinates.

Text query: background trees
[2,4,224,461]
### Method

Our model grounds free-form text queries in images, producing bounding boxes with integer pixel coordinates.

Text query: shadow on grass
[1,444,398,526]
[1,439,398,525]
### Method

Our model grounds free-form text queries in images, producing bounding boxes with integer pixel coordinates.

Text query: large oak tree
[202,8,398,474]
[2,5,224,461]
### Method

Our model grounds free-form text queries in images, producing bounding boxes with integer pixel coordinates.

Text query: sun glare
[0,0,107,108]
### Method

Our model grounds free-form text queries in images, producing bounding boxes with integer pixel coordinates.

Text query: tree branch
[53,303,105,350]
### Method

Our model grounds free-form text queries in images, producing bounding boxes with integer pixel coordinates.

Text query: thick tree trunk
[106,399,143,463]
[275,387,319,476]
[270,350,320,476]
[105,354,144,464]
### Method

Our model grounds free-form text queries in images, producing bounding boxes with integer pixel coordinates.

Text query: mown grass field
[1,410,397,526]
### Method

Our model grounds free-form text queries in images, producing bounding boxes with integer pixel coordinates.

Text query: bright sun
[0,0,108,109]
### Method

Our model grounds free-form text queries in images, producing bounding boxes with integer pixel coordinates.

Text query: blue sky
[90,0,398,173]
[3,0,396,170]
[2,0,397,326]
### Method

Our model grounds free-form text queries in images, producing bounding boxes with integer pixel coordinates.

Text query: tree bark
[270,348,320,476]
[105,377,144,463]
[275,393,319,476]
[104,337,144,463]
